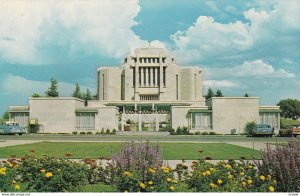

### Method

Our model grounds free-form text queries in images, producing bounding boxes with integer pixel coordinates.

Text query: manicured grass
[281,118,300,126]
[0,142,262,160]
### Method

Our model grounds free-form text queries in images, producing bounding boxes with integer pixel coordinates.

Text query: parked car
[253,124,274,137]
[279,125,300,137]
[0,121,25,135]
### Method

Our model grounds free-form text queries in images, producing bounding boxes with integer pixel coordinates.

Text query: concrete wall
[210,97,260,134]
[29,97,84,133]
[171,106,190,129]
[96,107,119,131]
[98,67,122,101]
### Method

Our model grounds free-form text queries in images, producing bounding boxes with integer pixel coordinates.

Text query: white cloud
[206,59,295,79]
[171,16,253,64]
[1,74,95,97]
[0,1,165,65]
[204,80,238,88]
[171,1,300,64]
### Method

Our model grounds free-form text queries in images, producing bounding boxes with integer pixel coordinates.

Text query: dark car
[253,124,274,137]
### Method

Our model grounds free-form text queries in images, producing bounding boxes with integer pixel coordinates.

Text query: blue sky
[0,0,299,114]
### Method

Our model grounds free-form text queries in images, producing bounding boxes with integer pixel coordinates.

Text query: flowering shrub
[255,140,300,192]
[183,159,276,192]
[0,159,27,192]
[16,156,88,192]
[111,141,163,178]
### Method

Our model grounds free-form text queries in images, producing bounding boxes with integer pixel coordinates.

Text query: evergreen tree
[205,87,215,100]
[45,78,59,97]
[244,93,249,97]
[83,88,92,101]
[215,89,224,97]
[3,111,9,120]
[72,83,82,99]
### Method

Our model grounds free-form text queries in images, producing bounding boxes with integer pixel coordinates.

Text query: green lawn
[0,142,261,160]
[281,118,300,126]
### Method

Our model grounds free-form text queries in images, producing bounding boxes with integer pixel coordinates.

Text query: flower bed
[0,140,299,192]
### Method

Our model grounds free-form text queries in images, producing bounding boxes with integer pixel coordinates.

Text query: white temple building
[9,47,281,134]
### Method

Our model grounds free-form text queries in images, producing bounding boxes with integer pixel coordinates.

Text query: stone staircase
[116,131,169,136]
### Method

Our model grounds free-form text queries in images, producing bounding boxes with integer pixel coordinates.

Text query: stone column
[145,67,149,87]
[149,67,152,87]
[141,67,144,87]
[138,107,142,132]
[154,67,157,87]
[121,107,125,131]
[155,112,159,132]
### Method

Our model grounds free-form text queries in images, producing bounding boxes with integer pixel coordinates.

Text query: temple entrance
[117,105,171,132]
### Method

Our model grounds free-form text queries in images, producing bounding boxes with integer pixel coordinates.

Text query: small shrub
[95,132,101,135]
[72,131,78,135]
[106,129,110,134]
[126,119,132,124]
[194,131,201,135]
[231,129,236,135]
[185,159,277,192]
[245,121,256,136]
[112,129,117,134]
[101,128,105,134]
[201,131,209,135]
[16,156,88,192]
[169,128,176,135]
[124,125,130,131]
[209,131,216,135]
[79,131,86,135]
[87,131,93,135]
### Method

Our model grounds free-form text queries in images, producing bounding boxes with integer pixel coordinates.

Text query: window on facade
[144,58,147,63]
[102,74,105,100]
[139,58,142,63]
[153,67,156,86]
[143,67,146,86]
[157,68,160,86]
[148,67,151,85]
[192,113,212,130]
[162,58,166,63]
[132,67,136,87]
[76,112,95,130]
[259,112,279,129]
[121,74,125,100]
[132,58,137,63]
[176,75,178,100]
[163,67,166,87]
[139,67,141,86]
[10,112,29,128]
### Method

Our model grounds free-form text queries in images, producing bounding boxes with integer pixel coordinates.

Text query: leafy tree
[82,88,92,101]
[3,111,9,120]
[45,78,59,97]
[32,93,40,97]
[215,89,224,97]
[244,93,249,97]
[277,99,300,120]
[205,87,214,100]
[72,83,82,99]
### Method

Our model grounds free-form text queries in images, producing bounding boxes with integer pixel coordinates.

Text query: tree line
[32,78,93,101]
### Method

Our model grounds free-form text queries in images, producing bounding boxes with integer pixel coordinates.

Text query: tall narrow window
[121,74,125,100]
[144,58,146,63]
[153,67,156,86]
[163,67,166,87]
[157,68,160,86]
[102,74,105,100]
[194,74,197,99]
[139,58,142,63]
[133,67,136,87]
[138,67,141,86]
[176,75,178,100]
